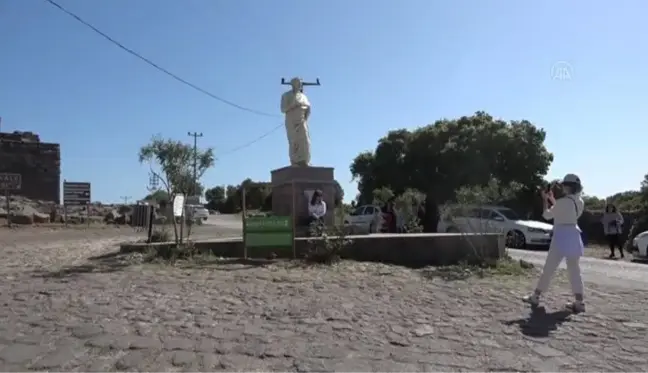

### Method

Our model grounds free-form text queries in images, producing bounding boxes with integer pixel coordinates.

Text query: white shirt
[308,201,327,218]
[543,195,584,225]
[601,212,624,235]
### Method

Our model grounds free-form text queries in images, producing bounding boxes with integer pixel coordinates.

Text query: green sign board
[243,216,294,254]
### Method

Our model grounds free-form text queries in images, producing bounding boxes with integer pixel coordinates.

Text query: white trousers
[536,246,584,295]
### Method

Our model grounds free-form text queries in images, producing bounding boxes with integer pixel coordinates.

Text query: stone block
[271,166,336,230]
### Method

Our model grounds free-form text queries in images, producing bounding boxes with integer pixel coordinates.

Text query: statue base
[271,166,336,235]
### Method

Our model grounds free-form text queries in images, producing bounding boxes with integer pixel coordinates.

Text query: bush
[150,228,171,243]
[9,213,33,225]
[304,221,352,264]
[143,242,207,264]
[422,255,534,281]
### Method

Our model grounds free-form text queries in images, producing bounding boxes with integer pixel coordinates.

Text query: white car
[343,205,384,234]
[630,230,648,259]
[187,205,209,221]
[437,204,553,249]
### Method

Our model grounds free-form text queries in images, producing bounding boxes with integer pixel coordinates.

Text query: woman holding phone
[522,174,586,313]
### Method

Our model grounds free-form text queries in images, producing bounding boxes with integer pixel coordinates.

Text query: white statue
[280,77,311,167]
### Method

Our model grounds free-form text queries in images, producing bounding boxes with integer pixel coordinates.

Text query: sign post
[0,173,22,228]
[242,187,248,258]
[63,181,91,227]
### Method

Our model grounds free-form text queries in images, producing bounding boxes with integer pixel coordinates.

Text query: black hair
[310,190,323,205]
[605,204,617,213]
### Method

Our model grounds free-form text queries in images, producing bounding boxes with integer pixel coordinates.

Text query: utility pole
[120,196,131,205]
[147,172,159,191]
[187,132,203,197]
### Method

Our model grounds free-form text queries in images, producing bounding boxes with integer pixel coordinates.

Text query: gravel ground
[0,229,647,372]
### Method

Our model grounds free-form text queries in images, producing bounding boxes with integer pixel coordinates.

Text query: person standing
[523,174,586,313]
[381,198,398,233]
[601,204,624,258]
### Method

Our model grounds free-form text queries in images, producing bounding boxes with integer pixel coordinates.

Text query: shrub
[150,228,171,243]
[305,221,352,264]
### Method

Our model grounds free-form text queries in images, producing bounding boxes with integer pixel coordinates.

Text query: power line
[44,0,279,118]
[219,123,283,156]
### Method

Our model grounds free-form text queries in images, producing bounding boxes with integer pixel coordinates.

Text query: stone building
[0,131,61,203]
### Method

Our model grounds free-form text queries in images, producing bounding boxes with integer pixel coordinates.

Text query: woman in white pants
[523,174,586,313]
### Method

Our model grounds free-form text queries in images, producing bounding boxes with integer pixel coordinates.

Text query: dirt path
[0,231,646,371]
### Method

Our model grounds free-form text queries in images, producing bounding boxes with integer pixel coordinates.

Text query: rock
[9,213,33,225]
[104,210,120,224]
[32,212,50,224]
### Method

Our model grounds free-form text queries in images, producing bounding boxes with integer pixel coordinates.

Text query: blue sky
[2,0,646,203]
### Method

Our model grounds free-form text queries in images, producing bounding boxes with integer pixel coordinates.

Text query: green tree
[581,194,606,211]
[607,190,643,211]
[624,174,648,250]
[236,179,271,211]
[144,189,170,203]
[333,180,344,207]
[139,135,215,243]
[204,185,226,211]
[350,112,553,231]
[372,186,395,205]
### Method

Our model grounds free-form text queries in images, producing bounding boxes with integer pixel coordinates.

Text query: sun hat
[561,173,581,185]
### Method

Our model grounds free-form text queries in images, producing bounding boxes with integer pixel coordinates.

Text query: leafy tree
[350,112,553,231]
[394,188,426,232]
[581,194,606,211]
[144,189,170,203]
[372,186,395,206]
[623,174,648,250]
[333,180,344,207]
[607,190,643,211]
[204,186,226,211]
[139,135,214,243]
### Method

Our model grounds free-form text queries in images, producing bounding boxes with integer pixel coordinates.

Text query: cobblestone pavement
[1,237,647,371]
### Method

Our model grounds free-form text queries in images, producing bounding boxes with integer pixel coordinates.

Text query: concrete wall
[121,233,505,268]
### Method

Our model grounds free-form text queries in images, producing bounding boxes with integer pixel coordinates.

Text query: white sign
[173,194,185,217]
[0,173,21,190]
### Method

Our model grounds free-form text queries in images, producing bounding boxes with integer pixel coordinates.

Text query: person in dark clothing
[601,203,624,258]
[421,197,439,233]
[381,198,398,233]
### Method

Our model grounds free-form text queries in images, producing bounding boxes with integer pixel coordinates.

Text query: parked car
[343,204,384,234]
[186,205,209,221]
[437,204,553,249]
[630,230,648,260]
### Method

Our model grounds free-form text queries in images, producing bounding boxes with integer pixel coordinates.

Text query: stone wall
[0,131,61,204]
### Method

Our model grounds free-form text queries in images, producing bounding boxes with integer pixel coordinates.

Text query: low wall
[120,233,505,268]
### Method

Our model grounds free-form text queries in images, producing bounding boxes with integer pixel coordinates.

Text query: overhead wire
[44,0,284,156]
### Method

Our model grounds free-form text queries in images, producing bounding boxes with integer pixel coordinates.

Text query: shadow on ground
[31,251,140,278]
[173,257,279,271]
[503,306,573,337]
[31,251,282,278]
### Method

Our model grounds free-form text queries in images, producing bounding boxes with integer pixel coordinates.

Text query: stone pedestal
[271,166,336,230]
